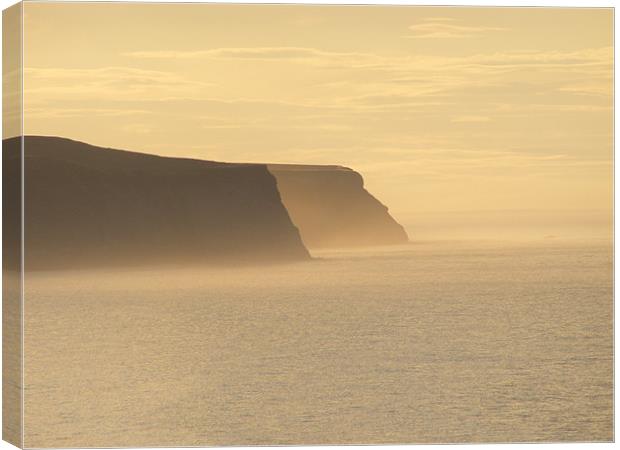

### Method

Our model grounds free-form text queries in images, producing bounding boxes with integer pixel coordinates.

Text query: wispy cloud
[463,47,613,67]
[405,18,506,39]
[558,83,613,96]
[124,47,386,69]
[124,45,611,76]
[24,66,215,100]
[25,107,152,119]
[25,44,612,132]
[451,115,491,123]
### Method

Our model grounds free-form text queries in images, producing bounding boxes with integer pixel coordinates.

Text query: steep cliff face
[268,164,408,249]
[6,136,309,269]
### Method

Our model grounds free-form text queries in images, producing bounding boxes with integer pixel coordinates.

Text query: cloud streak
[124,47,387,69]
[405,18,506,39]
[25,66,215,101]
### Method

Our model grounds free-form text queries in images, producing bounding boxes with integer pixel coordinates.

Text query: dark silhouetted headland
[6,136,309,269]
[269,164,408,248]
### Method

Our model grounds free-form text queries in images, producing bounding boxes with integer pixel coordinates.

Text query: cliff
[268,164,409,249]
[5,136,310,270]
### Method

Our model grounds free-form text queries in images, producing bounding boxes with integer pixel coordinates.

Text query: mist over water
[396,209,612,243]
[23,213,612,446]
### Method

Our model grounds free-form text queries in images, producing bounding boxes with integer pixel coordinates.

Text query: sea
[23,213,613,446]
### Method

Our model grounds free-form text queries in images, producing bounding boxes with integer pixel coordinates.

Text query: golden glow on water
[24,239,612,446]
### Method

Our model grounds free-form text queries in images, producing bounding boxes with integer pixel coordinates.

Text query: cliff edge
[6,136,310,269]
[269,164,409,249]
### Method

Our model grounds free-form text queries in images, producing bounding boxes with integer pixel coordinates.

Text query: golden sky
[22,3,613,216]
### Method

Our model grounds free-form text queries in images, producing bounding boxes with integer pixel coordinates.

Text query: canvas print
[2,2,614,447]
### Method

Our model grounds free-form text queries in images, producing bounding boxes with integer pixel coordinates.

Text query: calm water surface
[24,239,613,446]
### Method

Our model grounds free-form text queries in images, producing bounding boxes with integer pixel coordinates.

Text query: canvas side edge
[2,2,24,448]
